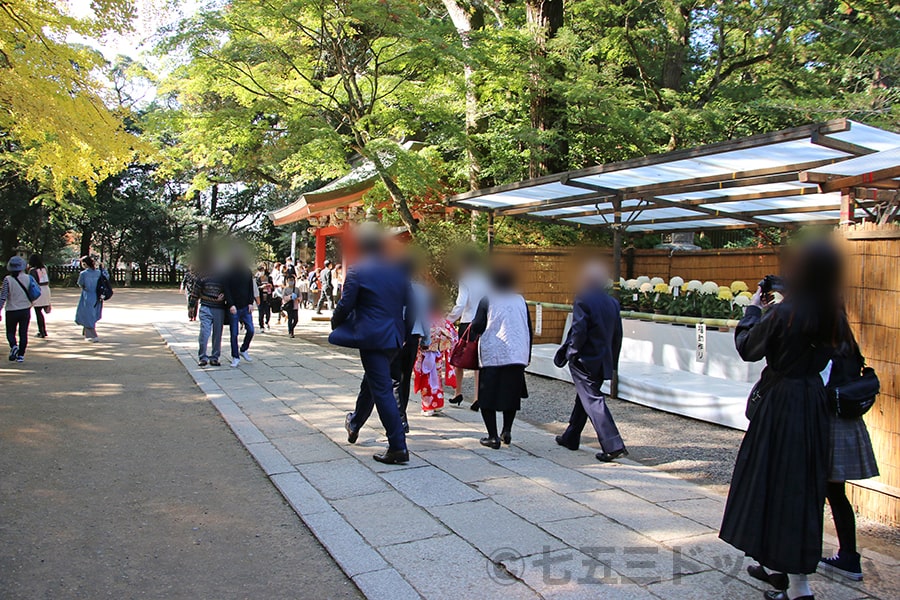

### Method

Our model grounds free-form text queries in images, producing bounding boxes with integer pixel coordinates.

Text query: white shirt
[447,270,489,324]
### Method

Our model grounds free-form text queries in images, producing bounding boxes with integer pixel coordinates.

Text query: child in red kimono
[414,313,458,415]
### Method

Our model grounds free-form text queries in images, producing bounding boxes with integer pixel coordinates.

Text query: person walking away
[308,267,320,311]
[330,230,414,465]
[1,256,35,362]
[256,269,273,331]
[413,297,457,416]
[223,253,258,368]
[720,241,851,600]
[446,249,489,410]
[75,256,107,342]
[554,261,628,462]
[192,259,226,367]
[315,260,334,313]
[28,254,52,338]
[392,259,431,432]
[469,267,532,449]
[181,266,198,321]
[816,335,879,582]
[282,274,300,338]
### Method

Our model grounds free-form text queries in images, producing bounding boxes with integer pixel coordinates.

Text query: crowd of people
[4,231,880,599]
[2,254,109,362]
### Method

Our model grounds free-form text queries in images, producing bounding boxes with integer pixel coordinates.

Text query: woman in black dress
[469,267,532,449]
[720,241,853,600]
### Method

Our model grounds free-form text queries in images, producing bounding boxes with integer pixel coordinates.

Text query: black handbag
[827,366,879,419]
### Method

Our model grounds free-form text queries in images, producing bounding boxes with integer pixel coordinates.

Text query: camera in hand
[758,275,784,294]
[758,274,785,303]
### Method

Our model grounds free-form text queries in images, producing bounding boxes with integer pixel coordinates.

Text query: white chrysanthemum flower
[649,276,664,286]
[701,281,719,294]
[733,294,751,306]
[619,278,626,287]
[639,282,654,293]
[625,279,639,290]
[669,276,684,288]
[685,279,702,291]
[636,276,651,285]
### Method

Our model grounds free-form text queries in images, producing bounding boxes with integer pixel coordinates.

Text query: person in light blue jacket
[75,256,107,342]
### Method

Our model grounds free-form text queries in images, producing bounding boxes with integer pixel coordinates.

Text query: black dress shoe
[448,394,463,406]
[500,431,511,445]
[470,400,480,412]
[373,449,409,464]
[345,413,359,444]
[596,448,628,462]
[748,564,789,591]
[480,436,501,449]
[763,592,814,600]
[555,435,578,451]
[401,418,410,434]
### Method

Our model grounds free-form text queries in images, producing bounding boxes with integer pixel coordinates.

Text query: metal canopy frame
[449,120,900,236]
[448,119,900,296]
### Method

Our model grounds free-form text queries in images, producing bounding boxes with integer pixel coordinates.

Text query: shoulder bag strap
[12,273,32,298]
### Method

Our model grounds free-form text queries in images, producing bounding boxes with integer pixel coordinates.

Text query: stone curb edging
[154,325,421,600]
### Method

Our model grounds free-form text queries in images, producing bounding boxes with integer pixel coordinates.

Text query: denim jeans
[198,304,225,361]
[229,306,254,358]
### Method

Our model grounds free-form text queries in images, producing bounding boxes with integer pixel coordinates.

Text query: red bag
[449,324,479,370]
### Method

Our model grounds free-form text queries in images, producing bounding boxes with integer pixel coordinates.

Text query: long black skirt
[478,365,528,412]
[719,375,829,574]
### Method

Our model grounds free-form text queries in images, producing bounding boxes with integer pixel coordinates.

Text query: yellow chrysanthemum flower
[731,281,749,293]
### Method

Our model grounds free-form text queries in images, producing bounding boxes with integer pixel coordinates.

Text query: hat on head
[7,256,26,272]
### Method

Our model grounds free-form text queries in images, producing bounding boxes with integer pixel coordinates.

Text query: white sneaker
[230,357,240,368]
[422,409,435,416]
[90,337,100,343]
[240,351,253,362]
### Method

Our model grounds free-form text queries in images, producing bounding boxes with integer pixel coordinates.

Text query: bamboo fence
[494,245,781,343]
[839,223,900,526]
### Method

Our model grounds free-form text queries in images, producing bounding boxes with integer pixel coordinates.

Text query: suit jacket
[329,257,413,350]
[555,287,622,380]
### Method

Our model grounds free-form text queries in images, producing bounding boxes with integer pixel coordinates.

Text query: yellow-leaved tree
[0,0,143,198]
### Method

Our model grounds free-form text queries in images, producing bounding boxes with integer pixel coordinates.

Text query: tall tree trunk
[526,0,567,177]
[443,1,487,191]
[79,228,93,258]
[660,3,691,92]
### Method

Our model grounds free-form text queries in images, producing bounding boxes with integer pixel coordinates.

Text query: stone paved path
[157,318,898,600]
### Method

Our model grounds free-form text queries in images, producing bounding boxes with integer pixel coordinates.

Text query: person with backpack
[75,256,108,342]
[1,256,40,362]
[28,254,52,337]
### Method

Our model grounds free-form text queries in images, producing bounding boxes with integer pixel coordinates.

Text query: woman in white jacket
[446,250,489,410]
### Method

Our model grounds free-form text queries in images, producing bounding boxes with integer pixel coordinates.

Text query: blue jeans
[198,305,225,361]
[229,306,254,358]
[349,349,406,452]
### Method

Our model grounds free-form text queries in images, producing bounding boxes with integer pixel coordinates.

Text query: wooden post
[611,195,622,398]
[487,211,495,253]
[315,229,326,269]
[840,188,855,225]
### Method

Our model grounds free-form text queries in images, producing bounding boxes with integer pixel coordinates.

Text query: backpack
[96,273,114,303]
[11,273,42,303]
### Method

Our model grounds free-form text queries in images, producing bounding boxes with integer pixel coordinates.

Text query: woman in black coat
[720,241,853,600]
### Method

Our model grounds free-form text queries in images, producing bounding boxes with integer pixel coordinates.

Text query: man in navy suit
[329,230,414,464]
[554,261,628,462]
